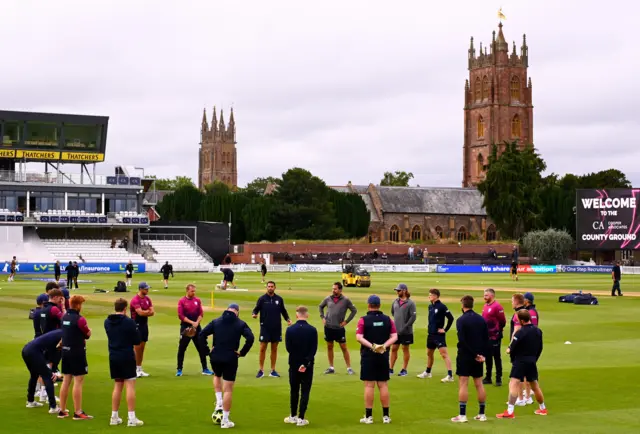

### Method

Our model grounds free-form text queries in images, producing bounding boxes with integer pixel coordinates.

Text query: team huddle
[21,279,546,427]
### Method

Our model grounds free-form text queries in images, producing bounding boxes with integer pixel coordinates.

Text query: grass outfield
[1,271,639,433]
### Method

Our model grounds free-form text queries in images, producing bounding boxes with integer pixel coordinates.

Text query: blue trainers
[176,369,182,377]
[202,369,213,376]
[256,370,264,379]
[389,369,394,375]
[269,370,281,378]
[398,369,408,377]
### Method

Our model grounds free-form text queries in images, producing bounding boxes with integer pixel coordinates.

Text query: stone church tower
[462,22,533,187]
[198,106,238,190]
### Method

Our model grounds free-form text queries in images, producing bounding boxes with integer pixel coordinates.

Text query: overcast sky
[2,0,639,188]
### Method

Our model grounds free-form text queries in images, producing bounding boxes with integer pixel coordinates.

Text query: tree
[522,229,573,262]
[151,176,195,191]
[477,142,546,239]
[243,176,280,195]
[155,184,203,221]
[204,181,232,196]
[380,171,414,187]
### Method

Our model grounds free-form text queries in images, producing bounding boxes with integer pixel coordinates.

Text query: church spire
[201,108,208,140]
[219,108,226,138]
[211,106,218,135]
[228,107,236,142]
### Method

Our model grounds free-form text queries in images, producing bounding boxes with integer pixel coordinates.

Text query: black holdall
[114,281,127,292]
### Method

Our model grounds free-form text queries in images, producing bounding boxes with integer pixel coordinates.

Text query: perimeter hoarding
[576,189,640,251]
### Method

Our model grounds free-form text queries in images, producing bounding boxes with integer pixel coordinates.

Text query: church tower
[198,106,238,190]
[462,22,533,187]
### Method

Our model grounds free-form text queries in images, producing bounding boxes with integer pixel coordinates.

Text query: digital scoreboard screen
[0,110,108,163]
[576,189,640,251]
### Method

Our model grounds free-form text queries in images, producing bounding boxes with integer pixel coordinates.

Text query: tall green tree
[243,176,280,195]
[155,184,203,221]
[380,171,414,186]
[151,176,195,191]
[477,141,546,239]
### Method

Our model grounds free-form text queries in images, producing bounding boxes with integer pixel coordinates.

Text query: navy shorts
[136,322,149,342]
[510,360,538,382]
[61,350,88,376]
[427,333,446,349]
[260,326,282,343]
[211,357,239,382]
[396,334,414,345]
[110,357,137,381]
[360,353,390,382]
[456,355,484,378]
[324,326,346,343]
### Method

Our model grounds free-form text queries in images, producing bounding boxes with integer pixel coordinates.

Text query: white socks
[507,404,515,414]
[223,410,230,423]
[136,366,141,372]
[128,411,136,420]
[539,403,546,410]
[215,392,222,407]
[111,411,118,418]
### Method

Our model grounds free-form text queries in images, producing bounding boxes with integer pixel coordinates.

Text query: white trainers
[515,399,527,407]
[48,406,61,414]
[441,375,455,383]
[127,418,144,427]
[525,397,534,405]
[382,416,391,424]
[38,390,48,403]
[26,401,43,408]
[136,370,149,378]
[474,414,487,422]
[221,420,235,428]
[110,417,123,426]
[417,371,432,379]
[297,419,309,426]
[360,416,373,424]
[284,416,298,424]
[451,415,468,423]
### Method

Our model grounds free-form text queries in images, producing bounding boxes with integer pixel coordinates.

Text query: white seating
[115,211,147,222]
[41,238,146,263]
[142,239,211,268]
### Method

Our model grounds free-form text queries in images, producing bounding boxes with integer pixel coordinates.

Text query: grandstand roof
[375,186,486,216]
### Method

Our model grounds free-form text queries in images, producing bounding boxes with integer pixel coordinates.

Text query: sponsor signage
[557,265,613,274]
[61,152,105,162]
[576,189,640,250]
[1,262,146,274]
[436,265,557,274]
[16,150,60,160]
[0,149,16,158]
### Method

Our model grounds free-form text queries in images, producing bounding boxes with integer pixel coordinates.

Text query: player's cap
[59,280,67,288]
[36,293,49,305]
[138,282,150,290]
[394,283,408,291]
[367,295,381,305]
[524,292,534,302]
[228,303,240,311]
[61,288,70,299]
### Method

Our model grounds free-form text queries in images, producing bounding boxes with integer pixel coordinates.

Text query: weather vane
[498,7,506,22]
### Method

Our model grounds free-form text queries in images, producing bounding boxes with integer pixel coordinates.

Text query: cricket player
[482,288,506,386]
[389,283,417,376]
[130,282,154,377]
[318,282,357,375]
[418,289,455,382]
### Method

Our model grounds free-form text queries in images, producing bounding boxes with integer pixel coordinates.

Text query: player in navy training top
[418,288,455,381]
[22,329,63,412]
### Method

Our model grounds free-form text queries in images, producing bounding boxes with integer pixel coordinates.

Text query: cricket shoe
[525,397,534,405]
[57,410,69,419]
[389,369,394,375]
[417,371,432,379]
[26,401,43,408]
[127,418,144,427]
[284,416,298,424]
[110,416,123,426]
[496,410,515,419]
[136,370,149,378]
[296,419,309,426]
[515,399,527,407]
[347,368,355,375]
[48,406,61,414]
[256,370,264,378]
[359,416,374,424]
[221,420,235,429]
[269,370,281,378]
[534,409,548,416]
[324,368,335,375]
[382,416,391,424]
[202,369,213,376]
[450,415,468,423]
[441,375,454,383]
[73,411,93,420]
[176,369,183,377]
[474,414,488,422]
[398,369,408,377]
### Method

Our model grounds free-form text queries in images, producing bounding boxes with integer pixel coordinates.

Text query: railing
[139,233,213,264]
[0,170,150,187]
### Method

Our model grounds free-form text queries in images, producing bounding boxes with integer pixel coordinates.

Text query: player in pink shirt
[482,288,506,386]
[130,282,154,377]
[176,284,212,376]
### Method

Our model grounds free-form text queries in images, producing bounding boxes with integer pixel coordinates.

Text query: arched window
[389,225,400,242]
[474,77,481,101]
[486,224,497,241]
[435,226,443,239]
[457,226,468,242]
[511,114,521,138]
[477,153,484,176]
[510,76,520,100]
[482,76,489,99]
[477,116,485,139]
[411,225,422,241]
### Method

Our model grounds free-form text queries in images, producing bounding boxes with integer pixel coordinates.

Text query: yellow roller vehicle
[341,263,371,288]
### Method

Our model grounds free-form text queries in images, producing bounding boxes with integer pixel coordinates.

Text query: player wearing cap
[520,292,539,404]
[200,303,255,429]
[176,284,213,376]
[418,289,455,382]
[32,294,49,338]
[389,283,416,377]
[130,282,154,378]
[318,282,357,375]
[356,295,398,424]
[482,288,506,386]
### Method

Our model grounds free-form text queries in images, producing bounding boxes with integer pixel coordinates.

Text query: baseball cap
[36,293,48,305]
[524,292,534,302]
[138,282,150,290]
[367,295,381,305]
[228,303,240,311]
[61,288,70,299]
[394,283,408,291]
